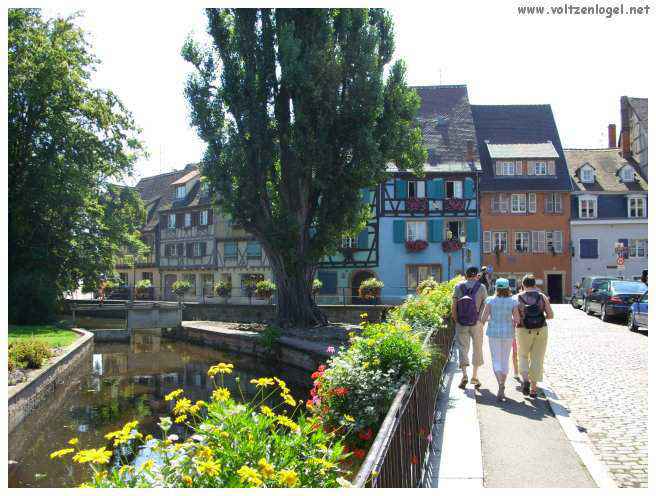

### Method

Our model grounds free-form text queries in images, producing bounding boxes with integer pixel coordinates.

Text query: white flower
[158,416,172,433]
[167,434,179,442]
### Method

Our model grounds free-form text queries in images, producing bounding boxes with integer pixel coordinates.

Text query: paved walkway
[425,334,596,488]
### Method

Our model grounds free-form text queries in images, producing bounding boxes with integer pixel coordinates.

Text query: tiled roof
[171,169,200,185]
[135,169,190,203]
[397,85,481,174]
[487,142,559,159]
[470,104,572,192]
[564,148,648,193]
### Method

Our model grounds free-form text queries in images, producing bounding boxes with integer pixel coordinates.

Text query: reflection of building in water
[131,331,162,354]
[92,354,103,375]
[101,353,129,375]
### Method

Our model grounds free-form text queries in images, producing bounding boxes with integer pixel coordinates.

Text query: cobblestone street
[544,304,648,488]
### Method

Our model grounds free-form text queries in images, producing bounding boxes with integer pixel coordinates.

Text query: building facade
[472,105,573,302]
[619,96,648,179]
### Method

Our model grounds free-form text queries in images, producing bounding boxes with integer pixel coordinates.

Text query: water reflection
[8,330,311,488]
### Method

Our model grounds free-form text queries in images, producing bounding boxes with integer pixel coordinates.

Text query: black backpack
[519,292,546,329]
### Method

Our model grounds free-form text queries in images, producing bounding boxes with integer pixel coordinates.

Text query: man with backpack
[516,274,554,398]
[452,266,488,389]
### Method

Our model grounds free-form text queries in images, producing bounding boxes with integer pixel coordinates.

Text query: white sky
[43,2,653,185]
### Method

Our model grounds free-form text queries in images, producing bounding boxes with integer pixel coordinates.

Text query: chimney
[466,140,475,162]
[621,129,631,158]
[608,124,616,148]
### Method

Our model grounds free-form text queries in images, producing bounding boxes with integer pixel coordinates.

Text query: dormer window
[620,166,635,182]
[580,166,595,184]
[534,161,547,175]
[176,185,186,199]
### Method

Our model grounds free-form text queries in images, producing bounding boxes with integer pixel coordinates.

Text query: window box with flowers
[441,239,462,253]
[405,197,427,213]
[357,278,384,301]
[405,240,428,252]
[444,198,466,212]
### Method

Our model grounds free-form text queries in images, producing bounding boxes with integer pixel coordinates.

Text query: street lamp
[459,234,467,275]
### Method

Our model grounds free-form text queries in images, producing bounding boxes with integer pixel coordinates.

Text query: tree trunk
[270,256,327,328]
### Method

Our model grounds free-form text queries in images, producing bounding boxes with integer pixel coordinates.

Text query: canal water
[8,330,312,488]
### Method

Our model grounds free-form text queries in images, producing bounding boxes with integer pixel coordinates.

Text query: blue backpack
[456,282,481,326]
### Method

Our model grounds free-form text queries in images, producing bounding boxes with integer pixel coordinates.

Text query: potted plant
[214,280,232,303]
[171,280,192,304]
[135,279,152,299]
[312,278,323,296]
[255,279,277,301]
[416,276,439,295]
[441,239,462,253]
[406,197,427,213]
[358,277,384,302]
[405,239,429,252]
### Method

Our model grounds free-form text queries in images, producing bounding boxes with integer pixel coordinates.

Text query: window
[200,210,209,225]
[165,244,175,257]
[483,231,492,253]
[546,193,562,213]
[546,231,563,253]
[407,180,425,198]
[491,193,509,213]
[176,185,186,199]
[176,243,184,257]
[511,193,527,213]
[406,265,440,291]
[493,232,508,253]
[185,212,192,227]
[579,239,598,259]
[224,242,238,261]
[515,161,524,175]
[579,197,597,219]
[531,231,546,253]
[341,236,355,248]
[502,161,515,176]
[246,241,262,260]
[168,214,176,229]
[620,167,635,182]
[201,273,214,296]
[528,193,537,213]
[193,242,204,257]
[406,221,427,242]
[317,271,338,294]
[142,272,153,282]
[534,161,547,175]
[445,180,463,199]
[629,239,648,257]
[628,197,646,218]
[241,273,264,295]
[444,220,464,240]
[515,232,530,253]
[581,167,595,183]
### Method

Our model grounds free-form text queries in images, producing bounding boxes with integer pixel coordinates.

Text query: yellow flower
[362,362,369,369]
[189,404,201,415]
[174,414,188,423]
[72,447,112,465]
[360,312,368,319]
[276,415,299,431]
[278,469,299,487]
[173,397,192,415]
[50,448,75,459]
[207,362,234,377]
[308,458,335,469]
[344,415,355,423]
[250,377,275,387]
[197,458,221,477]
[164,389,184,401]
[281,393,296,407]
[182,475,193,486]
[145,434,154,442]
[67,437,79,446]
[258,458,275,478]
[195,400,207,408]
[260,405,275,418]
[118,465,134,477]
[237,465,263,486]
[212,387,231,402]
[140,459,155,472]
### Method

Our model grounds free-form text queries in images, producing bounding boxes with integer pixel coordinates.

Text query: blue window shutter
[429,219,443,242]
[433,178,445,199]
[426,179,435,198]
[317,271,337,294]
[466,219,479,242]
[357,228,369,249]
[618,238,629,258]
[580,239,598,259]
[464,177,475,199]
[393,220,405,243]
[224,242,237,257]
[395,180,408,199]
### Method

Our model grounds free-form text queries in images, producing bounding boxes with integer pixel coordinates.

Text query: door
[547,274,563,303]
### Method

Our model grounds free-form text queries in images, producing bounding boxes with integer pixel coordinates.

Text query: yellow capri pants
[455,323,484,368]
[515,326,548,383]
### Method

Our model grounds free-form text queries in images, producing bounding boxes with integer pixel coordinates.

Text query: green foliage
[9,325,78,348]
[389,276,461,331]
[8,9,145,323]
[182,8,426,325]
[255,280,277,299]
[214,280,232,298]
[171,280,193,297]
[135,279,152,290]
[358,278,384,300]
[9,339,53,369]
[416,276,439,295]
[312,279,323,295]
[258,324,282,352]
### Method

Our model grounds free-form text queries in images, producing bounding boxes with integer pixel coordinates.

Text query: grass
[9,325,79,348]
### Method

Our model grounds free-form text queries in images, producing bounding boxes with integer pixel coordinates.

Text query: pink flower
[427,433,433,443]
[326,346,336,354]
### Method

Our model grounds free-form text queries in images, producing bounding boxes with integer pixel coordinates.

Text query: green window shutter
[395,180,408,199]
[433,178,445,199]
[426,179,435,198]
[429,219,443,242]
[464,177,475,199]
[224,242,237,257]
[393,220,405,243]
[466,219,479,242]
[247,241,261,257]
[357,228,369,249]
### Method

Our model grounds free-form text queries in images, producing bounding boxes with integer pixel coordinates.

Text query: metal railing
[354,321,456,488]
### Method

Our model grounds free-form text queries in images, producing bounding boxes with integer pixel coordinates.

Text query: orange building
[471,105,573,302]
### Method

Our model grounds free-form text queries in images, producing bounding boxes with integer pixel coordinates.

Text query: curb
[541,375,617,489]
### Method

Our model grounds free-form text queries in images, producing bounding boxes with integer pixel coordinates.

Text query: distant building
[619,96,648,179]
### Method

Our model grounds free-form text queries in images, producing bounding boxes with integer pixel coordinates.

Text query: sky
[44,2,653,185]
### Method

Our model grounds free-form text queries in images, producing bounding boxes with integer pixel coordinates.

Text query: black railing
[354,321,456,488]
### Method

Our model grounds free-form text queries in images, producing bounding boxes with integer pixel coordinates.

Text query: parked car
[571,276,614,311]
[586,280,648,321]
[627,291,648,332]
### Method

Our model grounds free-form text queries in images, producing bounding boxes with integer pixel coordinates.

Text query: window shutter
[428,219,443,242]
[618,238,629,258]
[192,212,199,226]
[527,161,535,175]
[495,161,503,176]
[515,161,523,175]
[360,188,372,204]
[317,271,338,294]
[224,242,237,257]
[466,219,479,242]
[483,231,492,253]
[528,193,537,213]
[499,194,509,213]
[357,228,369,249]
[491,195,498,213]
[208,209,213,224]
[177,243,184,256]
[548,161,556,175]
[393,220,406,243]
[200,242,207,256]
[531,231,539,252]
[426,179,435,198]
[176,213,183,228]
[186,243,193,257]
[554,231,563,253]
[395,180,408,199]
[465,177,474,198]
[434,178,445,199]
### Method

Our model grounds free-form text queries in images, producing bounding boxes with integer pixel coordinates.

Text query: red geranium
[411,454,419,465]
[353,449,367,460]
[333,387,349,397]
[357,427,374,441]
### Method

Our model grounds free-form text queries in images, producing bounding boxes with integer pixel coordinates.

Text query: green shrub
[135,279,152,289]
[255,280,276,299]
[9,339,52,369]
[259,324,281,352]
[312,279,323,295]
[416,277,439,295]
[171,280,192,297]
[9,354,16,372]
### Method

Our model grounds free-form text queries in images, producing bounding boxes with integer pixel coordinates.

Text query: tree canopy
[183,8,425,326]
[8,9,146,323]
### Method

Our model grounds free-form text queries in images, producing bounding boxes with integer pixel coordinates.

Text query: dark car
[586,280,648,321]
[628,291,648,332]
[571,276,614,311]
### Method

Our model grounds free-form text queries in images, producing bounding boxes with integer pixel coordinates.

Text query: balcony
[116,253,156,268]
[382,193,477,217]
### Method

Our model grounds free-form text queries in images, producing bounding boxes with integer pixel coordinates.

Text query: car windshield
[611,281,647,293]
[592,278,611,288]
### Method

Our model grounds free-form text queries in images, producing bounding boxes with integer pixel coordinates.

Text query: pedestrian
[478,266,491,294]
[478,278,520,401]
[641,269,648,285]
[452,266,488,389]
[515,274,554,398]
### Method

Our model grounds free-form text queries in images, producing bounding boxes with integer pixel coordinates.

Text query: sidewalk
[424,334,596,488]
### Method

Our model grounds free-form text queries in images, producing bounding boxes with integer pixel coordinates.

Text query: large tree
[183,8,425,326]
[8,9,146,323]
